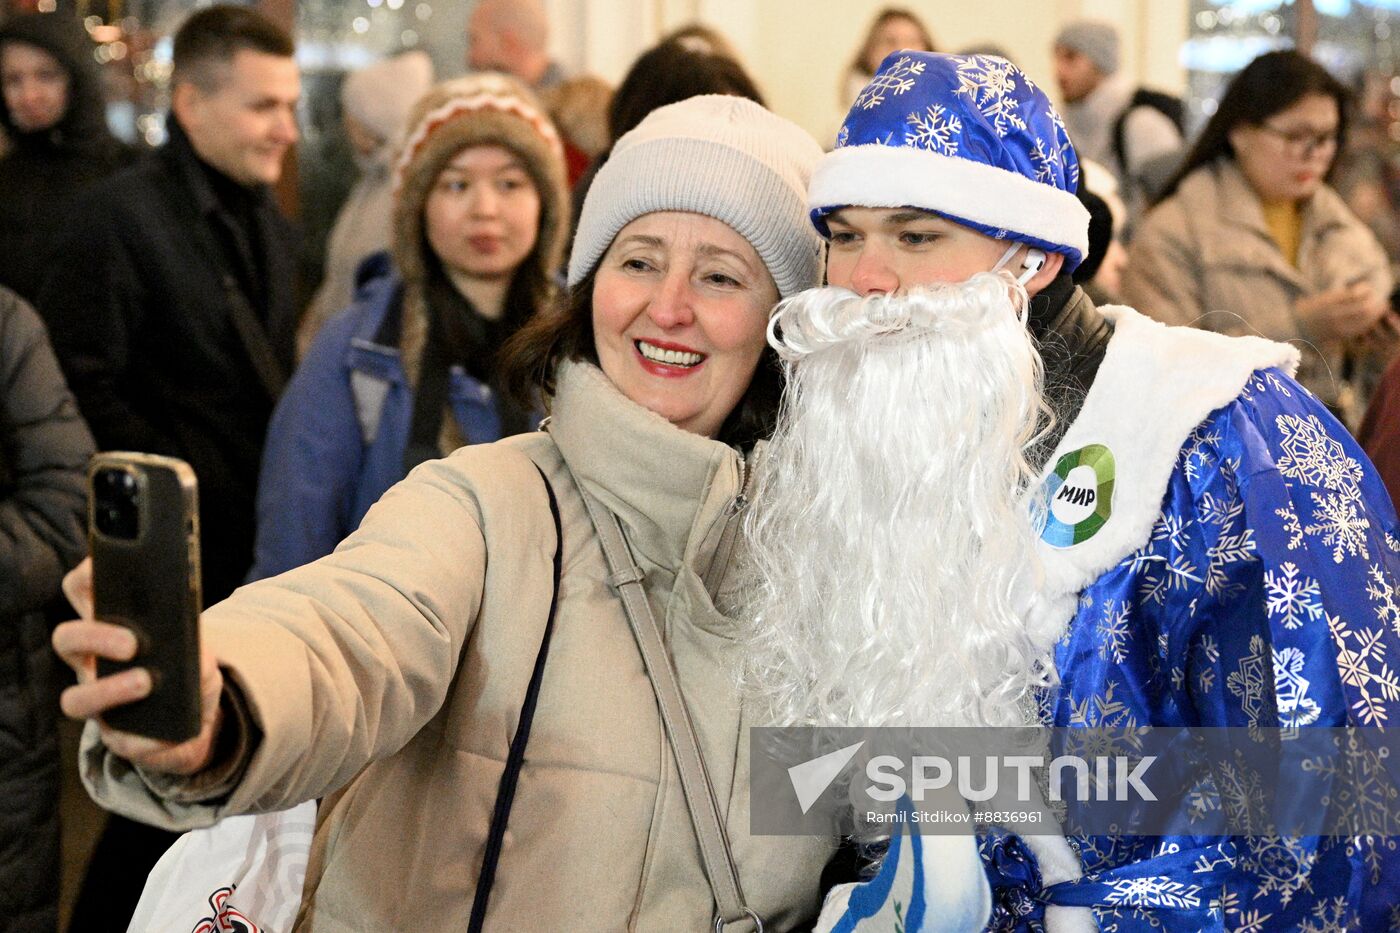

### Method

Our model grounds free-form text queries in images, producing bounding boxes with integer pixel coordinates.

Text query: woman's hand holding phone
[53,557,225,776]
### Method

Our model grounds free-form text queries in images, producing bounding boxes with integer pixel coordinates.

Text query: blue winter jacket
[250,255,509,581]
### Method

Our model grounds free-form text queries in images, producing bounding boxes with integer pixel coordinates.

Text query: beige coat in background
[1122,158,1394,426]
[79,360,835,931]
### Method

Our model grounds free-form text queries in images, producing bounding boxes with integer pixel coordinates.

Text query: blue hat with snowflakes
[810,51,1090,271]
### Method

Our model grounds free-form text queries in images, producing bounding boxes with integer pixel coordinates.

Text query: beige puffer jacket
[1122,158,1395,426]
[80,360,836,931]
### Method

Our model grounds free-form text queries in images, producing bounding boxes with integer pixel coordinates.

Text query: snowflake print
[1152,514,1193,549]
[1205,525,1256,601]
[1029,136,1068,184]
[1066,679,1139,731]
[1195,634,1221,695]
[1102,876,1204,909]
[1276,413,1364,494]
[1136,554,1201,607]
[1233,908,1273,933]
[1242,835,1317,908]
[1387,531,1400,554]
[950,54,1027,137]
[904,104,962,155]
[1298,896,1347,933]
[1264,562,1323,630]
[1216,756,1271,826]
[1327,612,1400,727]
[1199,490,1243,528]
[1193,846,1237,876]
[1097,599,1131,663]
[836,124,850,148]
[1239,370,1294,403]
[1304,734,1400,865]
[1275,503,1304,550]
[1179,425,1222,481]
[1227,635,1270,739]
[1305,489,1371,564]
[854,56,926,110]
[1273,646,1321,732]
[1192,633,1226,689]
[1366,563,1400,636]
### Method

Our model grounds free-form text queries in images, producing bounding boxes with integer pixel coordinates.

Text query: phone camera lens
[93,468,140,540]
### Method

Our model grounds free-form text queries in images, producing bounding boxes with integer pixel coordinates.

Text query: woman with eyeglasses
[1123,50,1395,428]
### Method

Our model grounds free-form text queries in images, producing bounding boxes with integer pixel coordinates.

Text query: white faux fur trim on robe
[1024,306,1300,646]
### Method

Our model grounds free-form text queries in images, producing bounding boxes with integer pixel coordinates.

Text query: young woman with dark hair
[1124,50,1394,427]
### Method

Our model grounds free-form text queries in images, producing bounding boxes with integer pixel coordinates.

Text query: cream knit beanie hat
[568,94,824,298]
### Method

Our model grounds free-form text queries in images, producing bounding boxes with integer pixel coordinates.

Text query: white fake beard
[740,272,1059,730]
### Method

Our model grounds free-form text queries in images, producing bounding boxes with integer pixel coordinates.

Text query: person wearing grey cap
[1054,19,1183,228]
[55,93,990,932]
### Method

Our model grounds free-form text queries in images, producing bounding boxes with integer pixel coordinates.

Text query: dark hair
[607,40,764,143]
[498,270,783,449]
[172,5,294,92]
[848,7,936,78]
[659,22,742,61]
[1157,49,1349,204]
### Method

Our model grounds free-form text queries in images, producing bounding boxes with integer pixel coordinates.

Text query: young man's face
[1052,45,1103,104]
[175,49,300,187]
[824,207,1017,295]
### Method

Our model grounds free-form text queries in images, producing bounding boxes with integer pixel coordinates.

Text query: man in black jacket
[39,5,299,608]
[37,8,299,927]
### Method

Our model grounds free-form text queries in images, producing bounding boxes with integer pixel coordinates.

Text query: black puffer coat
[0,13,139,303]
[0,286,93,931]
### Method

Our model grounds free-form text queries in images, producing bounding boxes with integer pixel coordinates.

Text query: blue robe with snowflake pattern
[980,308,1400,932]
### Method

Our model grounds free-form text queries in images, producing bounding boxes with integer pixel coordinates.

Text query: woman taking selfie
[249,73,567,580]
[1123,50,1395,428]
[54,96,994,931]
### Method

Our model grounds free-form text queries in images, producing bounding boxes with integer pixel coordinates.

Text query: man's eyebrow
[882,209,941,226]
[826,208,941,228]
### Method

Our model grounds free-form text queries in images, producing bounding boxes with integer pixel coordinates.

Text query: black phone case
[91,454,203,743]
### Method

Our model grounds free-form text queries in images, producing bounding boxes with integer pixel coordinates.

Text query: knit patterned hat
[809,51,1090,271]
[568,94,824,298]
[393,73,568,295]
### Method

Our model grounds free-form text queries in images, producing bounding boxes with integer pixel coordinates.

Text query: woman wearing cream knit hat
[249,72,568,580]
[59,94,930,931]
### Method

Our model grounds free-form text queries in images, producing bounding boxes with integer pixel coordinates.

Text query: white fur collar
[1024,306,1300,643]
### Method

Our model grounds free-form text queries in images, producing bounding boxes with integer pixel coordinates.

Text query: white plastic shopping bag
[127,801,316,933]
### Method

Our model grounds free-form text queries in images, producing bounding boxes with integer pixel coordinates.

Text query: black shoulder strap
[467,464,563,932]
[1113,88,1185,176]
[220,272,289,401]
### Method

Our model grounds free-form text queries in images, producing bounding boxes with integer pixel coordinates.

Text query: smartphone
[89,452,203,742]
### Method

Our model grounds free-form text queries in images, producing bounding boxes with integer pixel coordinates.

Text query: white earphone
[1012,248,1047,285]
[992,244,1049,285]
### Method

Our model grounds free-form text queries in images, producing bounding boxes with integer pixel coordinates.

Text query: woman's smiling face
[591,211,778,438]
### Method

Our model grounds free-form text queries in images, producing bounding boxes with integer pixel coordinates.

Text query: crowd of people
[6,2,1400,931]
